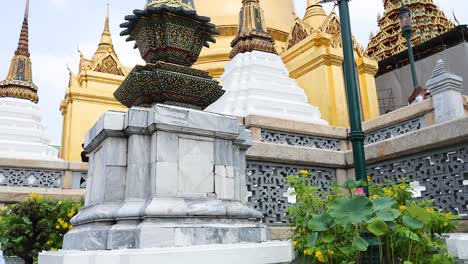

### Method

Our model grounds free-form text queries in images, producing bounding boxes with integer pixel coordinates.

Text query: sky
[0,0,466,145]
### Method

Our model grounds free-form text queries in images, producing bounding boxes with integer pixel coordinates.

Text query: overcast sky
[0,0,466,145]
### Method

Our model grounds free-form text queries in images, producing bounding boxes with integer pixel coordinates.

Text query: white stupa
[206,0,327,125]
[0,0,58,160]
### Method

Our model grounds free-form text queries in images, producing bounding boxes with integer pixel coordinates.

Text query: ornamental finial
[230,0,277,58]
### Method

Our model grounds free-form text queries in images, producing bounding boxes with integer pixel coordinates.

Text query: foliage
[0,194,82,264]
[287,171,459,264]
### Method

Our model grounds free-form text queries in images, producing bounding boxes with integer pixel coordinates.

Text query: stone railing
[245,114,468,225]
[0,158,87,205]
[362,99,434,145]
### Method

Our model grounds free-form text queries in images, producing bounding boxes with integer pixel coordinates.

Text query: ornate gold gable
[73,7,127,78]
[286,9,365,56]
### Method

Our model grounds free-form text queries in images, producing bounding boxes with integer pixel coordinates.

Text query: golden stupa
[366,0,454,61]
[194,0,296,77]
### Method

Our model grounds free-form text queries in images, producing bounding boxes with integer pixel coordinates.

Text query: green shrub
[287,171,459,264]
[0,194,82,264]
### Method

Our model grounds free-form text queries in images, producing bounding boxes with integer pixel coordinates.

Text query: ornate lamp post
[399,7,419,88]
[321,0,367,189]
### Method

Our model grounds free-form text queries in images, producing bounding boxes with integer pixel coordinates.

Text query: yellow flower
[62,223,69,229]
[29,193,44,200]
[315,251,325,262]
[370,194,379,200]
[383,188,393,197]
[299,170,309,175]
[443,222,449,227]
[426,208,435,213]
[55,225,60,230]
[68,225,74,230]
[367,176,372,182]
[444,213,452,219]
[303,249,312,256]
[292,241,298,246]
[1,206,8,212]
[399,205,407,211]
[328,249,334,256]
[399,185,406,190]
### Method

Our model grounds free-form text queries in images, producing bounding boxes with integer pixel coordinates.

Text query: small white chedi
[0,98,58,160]
[206,0,326,125]
[0,0,58,160]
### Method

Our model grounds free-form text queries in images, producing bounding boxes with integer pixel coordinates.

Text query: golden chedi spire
[83,3,125,76]
[302,0,327,30]
[366,0,454,61]
[0,0,38,103]
[230,0,277,58]
[92,3,115,59]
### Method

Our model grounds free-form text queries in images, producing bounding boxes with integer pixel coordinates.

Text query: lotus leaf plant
[287,171,458,264]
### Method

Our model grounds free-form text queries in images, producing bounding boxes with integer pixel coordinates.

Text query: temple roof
[365,0,454,61]
[229,0,277,58]
[77,5,127,77]
[286,2,365,56]
[0,0,38,103]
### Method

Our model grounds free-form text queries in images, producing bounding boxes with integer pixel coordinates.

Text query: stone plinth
[39,241,293,264]
[60,105,272,251]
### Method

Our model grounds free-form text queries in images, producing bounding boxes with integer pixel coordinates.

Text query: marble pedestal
[40,104,292,263]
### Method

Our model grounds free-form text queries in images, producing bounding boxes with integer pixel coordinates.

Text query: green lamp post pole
[335,0,368,188]
[399,7,419,87]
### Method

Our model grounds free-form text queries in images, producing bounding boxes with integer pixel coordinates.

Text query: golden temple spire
[303,0,327,29]
[0,0,38,103]
[230,0,277,58]
[93,2,114,58]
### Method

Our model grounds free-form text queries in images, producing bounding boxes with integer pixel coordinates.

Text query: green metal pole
[403,25,419,88]
[337,0,367,188]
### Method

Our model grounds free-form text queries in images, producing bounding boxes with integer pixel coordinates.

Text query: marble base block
[59,105,267,252]
[40,241,294,264]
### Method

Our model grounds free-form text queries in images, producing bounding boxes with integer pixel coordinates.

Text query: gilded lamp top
[145,0,195,10]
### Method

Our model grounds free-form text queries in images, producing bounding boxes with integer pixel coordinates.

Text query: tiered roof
[366,0,454,61]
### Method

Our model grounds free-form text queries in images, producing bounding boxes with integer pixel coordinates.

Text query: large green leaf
[403,230,420,241]
[329,196,373,225]
[352,235,369,251]
[402,216,424,230]
[339,246,355,255]
[404,261,413,264]
[322,232,336,243]
[376,209,401,221]
[307,232,319,247]
[408,205,431,224]
[371,197,396,211]
[367,220,389,236]
[307,213,334,232]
